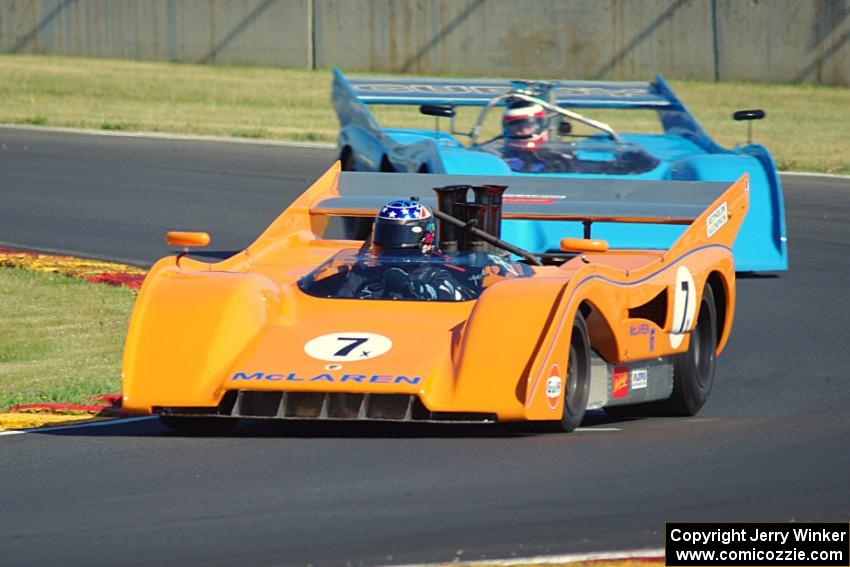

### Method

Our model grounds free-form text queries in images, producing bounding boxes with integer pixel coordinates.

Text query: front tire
[547,312,591,433]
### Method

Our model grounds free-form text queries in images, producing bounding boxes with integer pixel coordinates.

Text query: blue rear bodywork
[332,68,788,272]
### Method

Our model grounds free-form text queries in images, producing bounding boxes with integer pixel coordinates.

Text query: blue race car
[332,68,787,272]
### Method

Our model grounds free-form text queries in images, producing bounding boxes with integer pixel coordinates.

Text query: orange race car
[121,162,748,433]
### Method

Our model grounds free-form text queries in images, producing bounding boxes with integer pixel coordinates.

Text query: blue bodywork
[332,68,787,272]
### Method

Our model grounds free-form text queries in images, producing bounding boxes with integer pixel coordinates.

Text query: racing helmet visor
[504,116,546,139]
[373,219,427,249]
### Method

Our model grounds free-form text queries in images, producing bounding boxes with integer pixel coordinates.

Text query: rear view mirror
[733,109,765,121]
[560,237,609,253]
[166,231,210,248]
[733,109,765,144]
[420,104,455,118]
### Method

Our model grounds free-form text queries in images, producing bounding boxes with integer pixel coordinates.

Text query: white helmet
[502,101,548,151]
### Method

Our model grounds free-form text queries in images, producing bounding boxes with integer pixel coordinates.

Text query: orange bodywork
[122,162,749,422]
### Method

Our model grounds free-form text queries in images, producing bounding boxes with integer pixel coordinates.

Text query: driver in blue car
[502,100,574,173]
[339,200,479,301]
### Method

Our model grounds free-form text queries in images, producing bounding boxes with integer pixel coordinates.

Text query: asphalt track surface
[1,128,848,567]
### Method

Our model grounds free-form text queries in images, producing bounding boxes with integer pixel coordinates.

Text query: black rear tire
[608,285,718,418]
[340,148,356,171]
[159,415,238,435]
[665,284,717,415]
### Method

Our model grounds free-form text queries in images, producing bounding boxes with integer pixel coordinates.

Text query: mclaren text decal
[231,372,421,385]
[630,322,657,352]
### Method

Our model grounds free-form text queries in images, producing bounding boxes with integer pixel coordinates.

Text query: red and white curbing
[0,246,146,289]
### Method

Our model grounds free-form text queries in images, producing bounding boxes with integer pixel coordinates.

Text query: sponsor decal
[546,376,562,399]
[353,84,650,99]
[503,197,557,205]
[503,194,565,205]
[631,368,648,390]
[231,372,421,385]
[304,332,392,362]
[545,364,562,410]
[612,366,629,399]
[706,201,728,238]
[355,84,510,95]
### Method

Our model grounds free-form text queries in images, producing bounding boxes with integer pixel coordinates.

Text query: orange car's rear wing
[311,171,739,226]
[236,165,746,270]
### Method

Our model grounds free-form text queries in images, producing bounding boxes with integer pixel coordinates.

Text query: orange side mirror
[560,237,609,253]
[165,231,211,248]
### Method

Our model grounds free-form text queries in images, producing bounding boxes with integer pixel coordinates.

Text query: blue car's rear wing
[334,67,681,110]
[332,68,721,154]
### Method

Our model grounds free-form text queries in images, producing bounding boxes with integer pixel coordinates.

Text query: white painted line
[781,171,850,181]
[0,415,157,437]
[388,547,664,566]
[0,124,336,150]
[575,427,622,432]
[0,430,27,437]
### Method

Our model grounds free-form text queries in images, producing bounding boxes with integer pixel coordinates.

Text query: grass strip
[2,54,848,174]
[0,267,135,411]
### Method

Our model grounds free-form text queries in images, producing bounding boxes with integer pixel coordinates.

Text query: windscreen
[299,249,532,302]
[479,139,660,175]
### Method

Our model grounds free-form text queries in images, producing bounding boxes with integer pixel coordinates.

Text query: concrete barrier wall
[1,0,847,85]
[314,0,717,80]
[0,0,310,66]
[715,0,849,85]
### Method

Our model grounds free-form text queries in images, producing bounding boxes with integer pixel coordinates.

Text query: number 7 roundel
[669,266,697,349]
[304,332,393,362]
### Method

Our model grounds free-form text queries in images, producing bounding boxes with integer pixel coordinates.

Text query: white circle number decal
[669,266,697,349]
[304,332,393,362]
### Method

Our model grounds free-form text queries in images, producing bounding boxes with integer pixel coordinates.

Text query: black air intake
[155,391,496,423]
[433,183,507,252]
[472,184,507,239]
[432,184,471,252]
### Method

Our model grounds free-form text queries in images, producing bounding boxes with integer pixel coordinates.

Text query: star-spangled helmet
[503,100,548,151]
[372,200,437,252]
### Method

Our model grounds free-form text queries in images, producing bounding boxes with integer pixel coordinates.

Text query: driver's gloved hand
[381,267,412,298]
